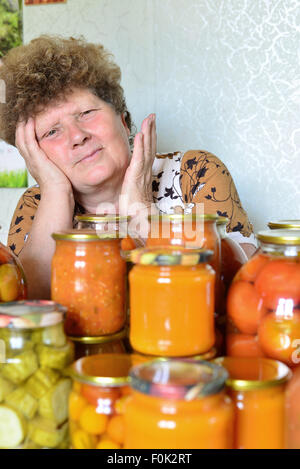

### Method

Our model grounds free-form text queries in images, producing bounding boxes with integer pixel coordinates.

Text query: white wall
[1,0,299,244]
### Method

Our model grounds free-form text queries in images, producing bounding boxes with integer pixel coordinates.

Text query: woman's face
[34,88,131,193]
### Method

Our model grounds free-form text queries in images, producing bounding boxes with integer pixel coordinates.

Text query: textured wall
[1,0,298,244]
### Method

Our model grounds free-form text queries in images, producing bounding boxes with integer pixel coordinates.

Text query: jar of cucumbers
[0,301,74,449]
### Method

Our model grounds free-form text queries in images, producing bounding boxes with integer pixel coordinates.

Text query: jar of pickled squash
[67,353,134,449]
[51,230,127,337]
[0,242,27,302]
[69,329,127,360]
[0,300,74,449]
[227,230,300,364]
[129,248,215,357]
[268,220,300,230]
[215,357,291,449]
[124,359,233,449]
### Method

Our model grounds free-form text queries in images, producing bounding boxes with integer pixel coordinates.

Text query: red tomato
[236,253,270,283]
[226,333,264,358]
[81,384,121,407]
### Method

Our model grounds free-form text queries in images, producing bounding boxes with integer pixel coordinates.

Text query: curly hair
[0,35,132,146]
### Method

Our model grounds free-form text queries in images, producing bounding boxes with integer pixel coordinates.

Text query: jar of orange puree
[129,247,215,357]
[215,357,291,449]
[67,354,134,449]
[124,359,233,449]
[51,230,127,337]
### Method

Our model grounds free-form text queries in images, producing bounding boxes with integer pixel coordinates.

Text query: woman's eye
[46,129,57,138]
[80,109,96,118]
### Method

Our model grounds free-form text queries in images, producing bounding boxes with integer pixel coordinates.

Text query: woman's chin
[76,165,112,188]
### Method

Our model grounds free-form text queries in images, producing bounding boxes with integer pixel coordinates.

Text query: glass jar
[0,242,27,302]
[131,347,217,367]
[0,300,74,449]
[286,365,300,448]
[67,353,133,449]
[215,357,291,449]
[129,248,215,357]
[268,220,300,230]
[51,230,127,337]
[124,359,233,449]
[226,230,300,365]
[69,329,127,360]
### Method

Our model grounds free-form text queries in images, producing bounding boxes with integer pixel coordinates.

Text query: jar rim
[68,328,127,344]
[0,300,66,329]
[75,214,131,223]
[257,229,300,245]
[214,357,292,391]
[130,359,228,400]
[52,229,123,241]
[268,220,300,230]
[128,247,213,265]
[66,353,133,387]
[216,216,229,226]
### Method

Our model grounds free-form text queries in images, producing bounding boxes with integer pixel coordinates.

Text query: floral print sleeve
[180,150,253,237]
[8,185,41,256]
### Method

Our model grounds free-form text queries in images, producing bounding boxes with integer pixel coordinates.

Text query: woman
[0,36,255,299]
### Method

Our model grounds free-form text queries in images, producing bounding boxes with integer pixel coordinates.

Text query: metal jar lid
[52,229,122,241]
[216,216,229,226]
[129,247,213,266]
[130,359,228,400]
[214,357,292,391]
[66,353,134,387]
[75,214,130,224]
[268,220,300,230]
[68,328,127,344]
[0,300,66,329]
[257,229,300,246]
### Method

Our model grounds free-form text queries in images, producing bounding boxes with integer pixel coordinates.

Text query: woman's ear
[121,112,130,137]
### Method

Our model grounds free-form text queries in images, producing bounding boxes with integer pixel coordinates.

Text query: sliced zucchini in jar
[0,376,15,402]
[1,350,38,384]
[37,342,74,370]
[25,367,60,399]
[28,418,68,448]
[38,378,72,425]
[0,405,26,448]
[41,323,66,348]
[5,387,38,420]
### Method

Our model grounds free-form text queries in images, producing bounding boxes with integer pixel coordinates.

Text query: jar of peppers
[129,247,215,357]
[227,230,300,364]
[67,353,133,449]
[51,230,127,337]
[124,359,233,449]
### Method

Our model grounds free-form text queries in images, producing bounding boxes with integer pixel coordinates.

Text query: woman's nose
[68,123,90,147]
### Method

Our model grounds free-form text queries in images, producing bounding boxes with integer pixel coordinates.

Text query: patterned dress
[8,150,255,255]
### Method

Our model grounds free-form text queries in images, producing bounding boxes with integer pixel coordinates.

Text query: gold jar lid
[75,214,130,223]
[257,229,300,246]
[68,328,127,344]
[148,213,219,222]
[214,357,291,391]
[268,220,300,230]
[66,353,134,387]
[132,347,217,365]
[216,216,229,226]
[129,247,213,266]
[52,229,121,241]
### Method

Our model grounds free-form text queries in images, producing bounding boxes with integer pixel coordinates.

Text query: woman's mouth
[79,148,102,164]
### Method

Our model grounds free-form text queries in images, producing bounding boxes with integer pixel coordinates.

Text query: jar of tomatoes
[227,230,300,363]
[69,329,128,360]
[67,354,133,449]
[286,365,300,448]
[0,242,27,302]
[215,357,291,449]
[268,220,300,230]
[129,248,215,357]
[124,359,233,449]
[51,230,127,337]
[0,300,74,449]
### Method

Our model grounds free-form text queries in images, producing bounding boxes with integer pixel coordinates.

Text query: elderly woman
[0,36,255,299]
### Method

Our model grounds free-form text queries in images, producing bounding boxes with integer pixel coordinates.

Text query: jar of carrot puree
[124,359,233,449]
[226,230,300,365]
[285,365,300,448]
[68,329,128,360]
[129,247,215,357]
[67,354,134,449]
[51,230,127,337]
[215,357,291,449]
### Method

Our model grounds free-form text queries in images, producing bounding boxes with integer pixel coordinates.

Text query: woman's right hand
[16,118,72,193]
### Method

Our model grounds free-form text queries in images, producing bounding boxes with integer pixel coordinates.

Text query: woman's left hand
[120,113,157,216]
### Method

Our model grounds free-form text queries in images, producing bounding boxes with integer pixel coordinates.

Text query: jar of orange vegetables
[0,242,27,302]
[129,248,215,357]
[227,230,300,364]
[215,357,291,449]
[67,354,133,449]
[124,359,234,449]
[51,230,127,337]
